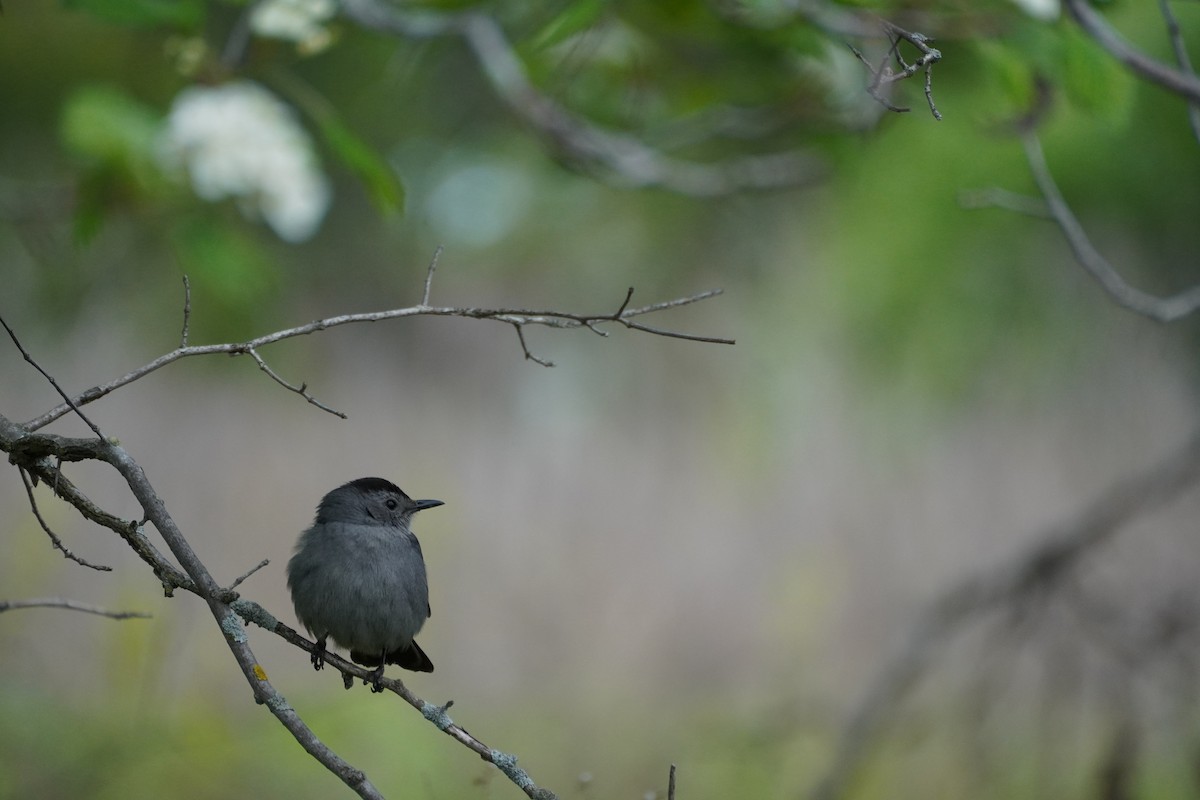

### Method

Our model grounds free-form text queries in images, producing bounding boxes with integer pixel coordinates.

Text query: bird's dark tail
[352,641,434,672]
[387,640,434,672]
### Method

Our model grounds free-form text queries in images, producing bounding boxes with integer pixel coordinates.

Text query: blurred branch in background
[1018,130,1200,322]
[338,0,826,196]
[808,432,1200,800]
[960,0,1200,327]
[1156,0,1200,142]
[964,129,1200,323]
[1063,0,1200,107]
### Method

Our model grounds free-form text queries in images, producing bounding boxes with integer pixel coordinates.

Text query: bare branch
[1157,0,1200,143]
[2,407,561,799]
[228,558,271,592]
[179,274,192,348]
[1,270,719,798]
[23,286,731,430]
[668,764,677,800]
[0,597,150,620]
[851,21,943,120]
[513,323,555,367]
[422,245,443,307]
[18,466,112,571]
[94,436,386,797]
[0,314,103,437]
[337,0,824,196]
[247,347,348,419]
[808,431,1200,800]
[231,599,560,800]
[1020,131,1200,322]
[1063,0,1200,106]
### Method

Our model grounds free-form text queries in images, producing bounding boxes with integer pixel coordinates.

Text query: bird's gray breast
[288,521,429,655]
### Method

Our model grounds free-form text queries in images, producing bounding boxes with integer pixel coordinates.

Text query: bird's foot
[310,637,327,671]
[368,664,386,693]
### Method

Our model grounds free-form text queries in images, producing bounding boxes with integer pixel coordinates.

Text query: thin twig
[228,558,270,591]
[422,245,443,306]
[1020,131,1200,322]
[0,597,151,619]
[668,764,677,800]
[23,287,731,430]
[179,274,192,348]
[613,287,635,319]
[513,323,555,367]
[851,21,942,120]
[18,466,112,571]
[0,314,103,436]
[1157,0,1200,143]
[247,347,348,418]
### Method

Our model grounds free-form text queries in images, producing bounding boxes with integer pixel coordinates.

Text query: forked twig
[18,466,112,571]
[22,275,731,428]
[850,21,942,120]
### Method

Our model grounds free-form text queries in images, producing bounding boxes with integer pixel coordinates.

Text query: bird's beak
[413,499,445,512]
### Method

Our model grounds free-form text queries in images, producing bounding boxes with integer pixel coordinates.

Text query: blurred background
[2,1,1200,798]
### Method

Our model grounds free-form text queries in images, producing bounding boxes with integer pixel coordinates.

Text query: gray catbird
[287,477,443,691]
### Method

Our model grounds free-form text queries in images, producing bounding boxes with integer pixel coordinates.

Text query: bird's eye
[385,498,398,510]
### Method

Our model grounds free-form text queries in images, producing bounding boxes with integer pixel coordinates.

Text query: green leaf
[62,0,205,29]
[60,85,165,243]
[316,115,405,215]
[1060,24,1134,125]
[972,40,1035,116]
[532,0,609,50]
[60,84,161,170]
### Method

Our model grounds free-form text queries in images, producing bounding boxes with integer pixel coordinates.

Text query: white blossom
[1009,0,1059,21]
[250,0,336,50]
[159,81,330,242]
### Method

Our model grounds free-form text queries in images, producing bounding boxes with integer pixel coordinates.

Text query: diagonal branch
[0,412,562,799]
[232,599,559,799]
[18,466,112,571]
[1020,130,1200,322]
[1157,0,1200,143]
[1063,0,1200,106]
[1,315,103,436]
[0,413,388,799]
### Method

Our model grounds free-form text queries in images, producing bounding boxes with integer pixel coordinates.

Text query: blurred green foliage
[2,0,1196,397]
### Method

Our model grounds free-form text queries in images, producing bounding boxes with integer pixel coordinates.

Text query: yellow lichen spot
[253,664,268,681]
